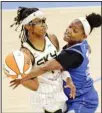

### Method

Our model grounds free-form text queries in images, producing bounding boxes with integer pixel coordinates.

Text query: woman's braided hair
[11,6,39,46]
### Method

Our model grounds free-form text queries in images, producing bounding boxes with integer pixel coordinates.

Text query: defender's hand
[10,79,22,89]
[64,77,76,99]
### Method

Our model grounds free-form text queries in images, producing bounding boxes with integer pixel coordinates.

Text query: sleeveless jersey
[64,40,93,97]
[23,35,68,108]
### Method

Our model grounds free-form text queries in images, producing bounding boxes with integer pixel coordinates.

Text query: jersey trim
[26,38,46,52]
[46,34,59,52]
[67,40,87,50]
[67,48,83,56]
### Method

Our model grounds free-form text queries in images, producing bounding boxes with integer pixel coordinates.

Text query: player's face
[64,19,86,43]
[25,18,47,36]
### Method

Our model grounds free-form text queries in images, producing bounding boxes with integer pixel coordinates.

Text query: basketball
[3,50,32,79]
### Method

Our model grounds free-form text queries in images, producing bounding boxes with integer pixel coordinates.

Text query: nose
[67,27,72,34]
[42,23,48,29]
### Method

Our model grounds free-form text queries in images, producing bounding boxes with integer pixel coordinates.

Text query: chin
[39,32,46,36]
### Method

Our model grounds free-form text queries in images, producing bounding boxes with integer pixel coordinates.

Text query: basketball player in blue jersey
[10,7,76,113]
[10,12,102,113]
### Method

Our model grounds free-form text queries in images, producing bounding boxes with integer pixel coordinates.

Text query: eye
[29,21,41,25]
[73,29,78,33]
[69,25,72,28]
[42,18,46,23]
[42,20,45,23]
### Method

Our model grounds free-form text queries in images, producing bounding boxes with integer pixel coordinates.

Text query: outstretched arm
[10,58,63,89]
[21,78,39,91]
[21,59,63,82]
[10,60,76,99]
[10,49,83,87]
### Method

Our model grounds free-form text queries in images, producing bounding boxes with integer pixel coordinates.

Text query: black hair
[86,13,102,33]
[11,6,39,46]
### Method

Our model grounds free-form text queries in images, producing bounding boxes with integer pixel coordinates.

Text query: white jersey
[23,35,68,112]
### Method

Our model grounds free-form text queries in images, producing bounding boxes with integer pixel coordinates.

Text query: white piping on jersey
[67,43,82,50]
[67,39,86,50]
[23,35,58,57]
[45,35,58,51]
[23,42,35,57]
[67,48,83,56]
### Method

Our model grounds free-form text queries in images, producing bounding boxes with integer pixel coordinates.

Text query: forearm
[21,66,46,82]
[21,78,39,91]
[21,59,63,82]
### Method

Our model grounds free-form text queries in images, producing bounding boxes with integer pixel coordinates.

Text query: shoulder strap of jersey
[45,33,59,52]
[23,42,38,58]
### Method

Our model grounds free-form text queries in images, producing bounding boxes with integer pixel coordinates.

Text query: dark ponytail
[86,13,102,32]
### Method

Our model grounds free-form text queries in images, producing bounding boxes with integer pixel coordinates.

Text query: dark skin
[10,18,77,99]
[17,18,61,91]
[14,18,48,91]
[10,18,48,91]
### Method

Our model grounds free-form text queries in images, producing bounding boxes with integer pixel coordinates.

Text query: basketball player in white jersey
[10,7,76,113]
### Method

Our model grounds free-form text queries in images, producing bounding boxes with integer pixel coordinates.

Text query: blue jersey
[64,40,93,97]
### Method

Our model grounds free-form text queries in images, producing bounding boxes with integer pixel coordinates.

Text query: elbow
[32,82,39,91]
[32,84,39,91]
[31,88,38,91]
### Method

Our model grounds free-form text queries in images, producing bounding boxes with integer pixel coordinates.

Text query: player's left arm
[10,56,76,98]
[19,50,83,82]
[10,48,83,83]
[10,50,76,99]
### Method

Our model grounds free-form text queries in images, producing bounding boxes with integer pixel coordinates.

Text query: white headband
[78,17,91,36]
[21,10,44,25]
[17,10,44,31]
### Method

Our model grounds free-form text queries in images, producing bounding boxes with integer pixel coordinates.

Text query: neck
[28,31,46,51]
[68,40,82,47]
[28,31,45,42]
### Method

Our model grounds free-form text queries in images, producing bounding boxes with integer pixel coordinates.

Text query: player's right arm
[20,47,39,91]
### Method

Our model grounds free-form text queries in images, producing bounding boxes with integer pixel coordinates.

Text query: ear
[83,33,87,39]
[84,34,87,39]
[24,25,31,30]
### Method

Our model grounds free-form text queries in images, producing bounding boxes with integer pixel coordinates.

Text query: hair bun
[86,13,102,28]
